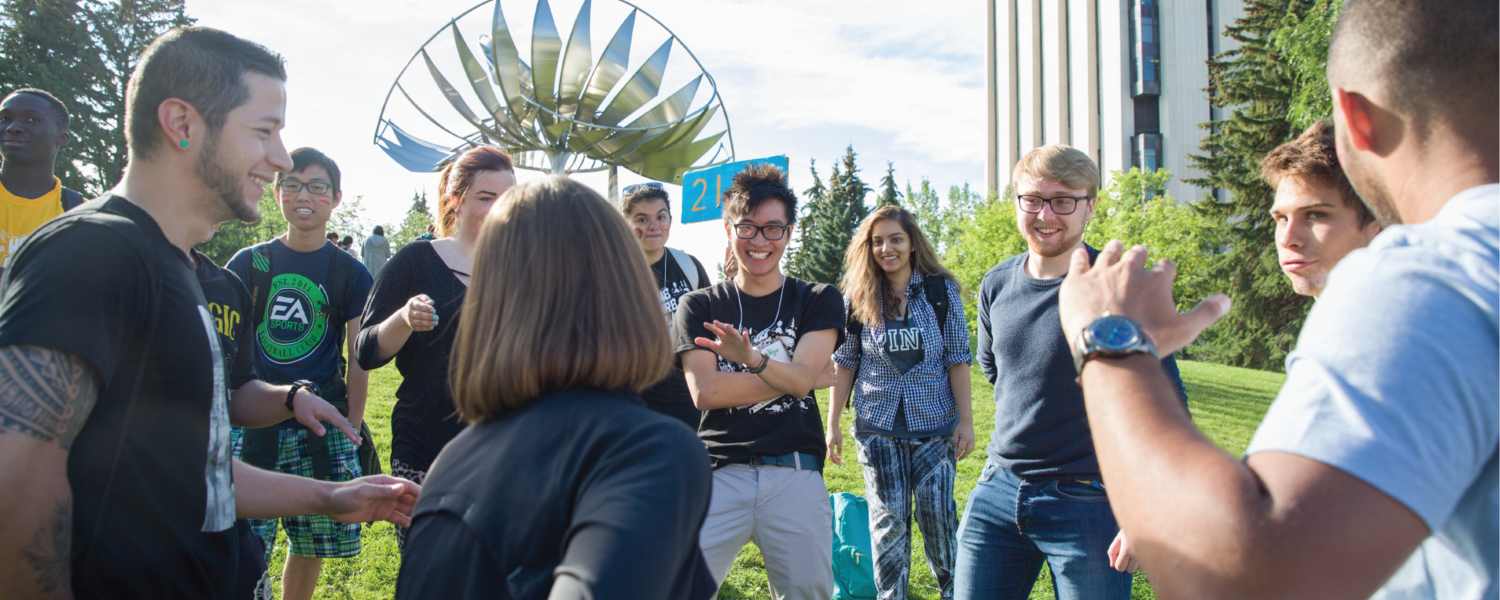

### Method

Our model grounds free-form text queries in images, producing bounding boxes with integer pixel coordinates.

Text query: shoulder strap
[60,187,85,211]
[325,247,355,380]
[924,275,949,343]
[668,247,698,290]
[248,244,274,330]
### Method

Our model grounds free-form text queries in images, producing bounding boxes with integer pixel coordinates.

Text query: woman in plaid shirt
[827,206,975,600]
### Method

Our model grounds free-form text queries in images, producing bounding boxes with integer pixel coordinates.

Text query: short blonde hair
[1011,144,1100,198]
[449,176,671,423]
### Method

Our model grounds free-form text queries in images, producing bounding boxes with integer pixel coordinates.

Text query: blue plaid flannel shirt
[834,271,972,433]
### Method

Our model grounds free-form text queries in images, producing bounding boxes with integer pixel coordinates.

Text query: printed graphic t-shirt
[884,314,923,374]
[195,250,256,391]
[0,177,64,268]
[227,239,373,401]
[643,249,712,406]
[0,195,236,599]
[674,276,845,464]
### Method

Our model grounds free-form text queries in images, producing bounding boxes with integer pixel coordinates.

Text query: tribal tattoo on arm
[0,345,100,451]
[0,345,99,598]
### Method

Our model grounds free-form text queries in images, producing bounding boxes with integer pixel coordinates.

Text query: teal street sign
[680,156,790,224]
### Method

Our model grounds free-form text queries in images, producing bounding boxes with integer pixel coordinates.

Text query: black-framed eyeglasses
[278,180,332,195]
[623,182,665,196]
[733,223,790,241]
[1016,194,1089,215]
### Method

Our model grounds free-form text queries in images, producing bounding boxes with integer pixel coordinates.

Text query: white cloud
[186,0,986,273]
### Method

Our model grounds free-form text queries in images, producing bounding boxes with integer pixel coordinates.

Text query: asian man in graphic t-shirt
[226,147,374,600]
[675,164,843,599]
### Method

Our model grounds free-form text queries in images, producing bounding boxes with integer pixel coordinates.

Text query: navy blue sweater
[976,247,1187,479]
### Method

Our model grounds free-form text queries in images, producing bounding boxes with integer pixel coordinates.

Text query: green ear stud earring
[180,140,189,148]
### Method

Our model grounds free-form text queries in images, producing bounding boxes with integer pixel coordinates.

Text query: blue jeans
[954,460,1131,600]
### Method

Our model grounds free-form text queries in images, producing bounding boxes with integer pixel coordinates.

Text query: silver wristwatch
[1072,313,1159,374]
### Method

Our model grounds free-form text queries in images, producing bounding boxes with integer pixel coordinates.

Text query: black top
[195,250,256,391]
[0,196,238,599]
[884,313,924,375]
[976,246,1188,478]
[643,250,712,406]
[395,389,716,600]
[355,240,467,471]
[673,277,845,464]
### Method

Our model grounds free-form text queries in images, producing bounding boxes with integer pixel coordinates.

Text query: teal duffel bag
[831,492,877,600]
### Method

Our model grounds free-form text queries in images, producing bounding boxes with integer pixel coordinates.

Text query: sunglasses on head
[623,182,665,196]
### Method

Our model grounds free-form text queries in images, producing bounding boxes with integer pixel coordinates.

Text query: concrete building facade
[986,0,1247,202]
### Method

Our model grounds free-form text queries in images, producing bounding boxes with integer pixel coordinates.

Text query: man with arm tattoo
[0,28,419,600]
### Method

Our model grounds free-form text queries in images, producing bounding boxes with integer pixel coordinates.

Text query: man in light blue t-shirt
[1051,0,1498,598]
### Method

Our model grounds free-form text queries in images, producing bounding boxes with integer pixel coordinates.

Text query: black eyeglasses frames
[733,223,790,241]
[1016,194,1090,215]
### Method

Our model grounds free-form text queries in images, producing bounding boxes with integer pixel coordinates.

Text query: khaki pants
[699,464,834,600]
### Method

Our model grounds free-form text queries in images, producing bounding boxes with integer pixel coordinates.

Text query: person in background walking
[395,175,716,599]
[622,181,711,429]
[826,205,973,600]
[355,145,516,550]
[362,225,392,277]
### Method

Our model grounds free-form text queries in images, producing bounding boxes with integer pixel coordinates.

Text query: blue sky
[187,0,987,271]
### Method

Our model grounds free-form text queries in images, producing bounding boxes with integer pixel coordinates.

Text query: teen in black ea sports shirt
[0,196,238,598]
[674,279,843,464]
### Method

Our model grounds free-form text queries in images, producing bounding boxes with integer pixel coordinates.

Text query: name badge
[757,338,791,363]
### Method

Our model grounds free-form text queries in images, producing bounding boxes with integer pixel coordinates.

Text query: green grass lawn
[261,360,1283,599]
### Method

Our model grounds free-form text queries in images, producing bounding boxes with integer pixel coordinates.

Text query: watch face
[1091,316,1140,351]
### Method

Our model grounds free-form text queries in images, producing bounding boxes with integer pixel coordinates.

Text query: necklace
[735,274,787,337]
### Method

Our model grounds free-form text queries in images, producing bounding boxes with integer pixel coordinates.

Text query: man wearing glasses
[226,147,374,600]
[675,164,843,599]
[956,145,1185,599]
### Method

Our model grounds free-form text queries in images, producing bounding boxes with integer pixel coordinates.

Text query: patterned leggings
[855,432,958,600]
[389,456,429,552]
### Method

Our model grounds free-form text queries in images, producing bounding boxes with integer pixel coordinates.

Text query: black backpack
[60,187,85,211]
[843,275,951,407]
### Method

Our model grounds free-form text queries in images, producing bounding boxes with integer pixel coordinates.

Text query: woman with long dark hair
[354,146,516,548]
[395,176,716,599]
[827,205,974,600]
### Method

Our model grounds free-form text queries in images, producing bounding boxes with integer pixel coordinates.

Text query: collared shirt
[834,271,972,435]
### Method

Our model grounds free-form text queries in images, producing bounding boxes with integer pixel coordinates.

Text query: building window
[1130,0,1161,97]
[1132,133,1163,172]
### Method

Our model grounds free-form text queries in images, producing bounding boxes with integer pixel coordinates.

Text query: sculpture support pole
[549,151,568,175]
[609,165,619,203]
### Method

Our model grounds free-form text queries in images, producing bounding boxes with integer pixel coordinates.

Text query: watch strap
[744,351,771,374]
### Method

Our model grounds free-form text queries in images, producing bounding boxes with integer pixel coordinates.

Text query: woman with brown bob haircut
[355,145,516,549]
[826,205,974,599]
[394,176,717,600]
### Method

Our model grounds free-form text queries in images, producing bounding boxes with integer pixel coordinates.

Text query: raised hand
[1058,240,1232,356]
[695,320,758,366]
[400,294,438,333]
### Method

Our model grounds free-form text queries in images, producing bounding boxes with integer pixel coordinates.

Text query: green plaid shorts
[230,426,363,560]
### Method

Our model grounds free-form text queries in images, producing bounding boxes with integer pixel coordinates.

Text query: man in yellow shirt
[0,88,84,274]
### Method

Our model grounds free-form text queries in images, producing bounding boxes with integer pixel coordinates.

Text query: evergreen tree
[1185,0,1319,370]
[877,161,901,207]
[391,188,434,250]
[0,0,107,193]
[785,160,828,281]
[89,0,194,190]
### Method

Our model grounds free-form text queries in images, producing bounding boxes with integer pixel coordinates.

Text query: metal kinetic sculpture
[373,0,735,190]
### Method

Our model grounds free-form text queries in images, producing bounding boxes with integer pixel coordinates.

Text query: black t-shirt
[642,249,711,407]
[673,276,845,464]
[0,196,238,599]
[355,241,467,471]
[884,313,924,375]
[395,389,716,600]
[195,250,256,391]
